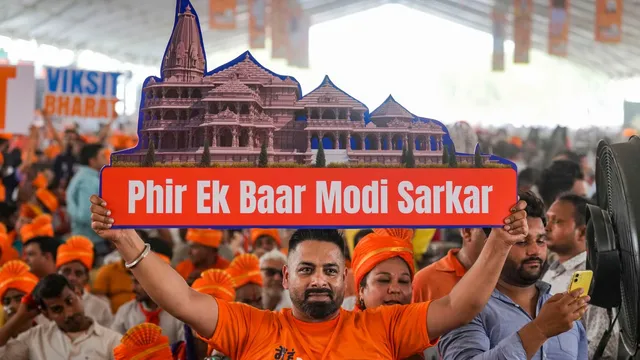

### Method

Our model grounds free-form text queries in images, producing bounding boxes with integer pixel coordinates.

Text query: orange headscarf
[0,133,12,141]
[192,269,236,302]
[56,236,94,270]
[113,323,173,360]
[351,229,415,310]
[0,232,19,266]
[32,173,48,189]
[225,253,263,288]
[0,260,39,298]
[250,229,281,246]
[35,188,59,212]
[185,229,223,248]
[20,214,54,243]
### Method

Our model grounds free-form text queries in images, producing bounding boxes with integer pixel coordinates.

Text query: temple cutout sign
[99,0,518,229]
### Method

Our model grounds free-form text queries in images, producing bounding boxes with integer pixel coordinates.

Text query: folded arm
[112,230,219,338]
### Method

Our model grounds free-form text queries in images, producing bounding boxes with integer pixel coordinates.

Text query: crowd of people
[0,114,631,359]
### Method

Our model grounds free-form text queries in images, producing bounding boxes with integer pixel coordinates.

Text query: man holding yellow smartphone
[438,191,589,359]
[544,194,619,359]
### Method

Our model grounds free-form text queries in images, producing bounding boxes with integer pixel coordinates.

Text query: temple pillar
[158,132,163,150]
[188,129,193,148]
[361,135,366,150]
[232,127,238,147]
[319,108,323,120]
[346,133,351,150]
[438,137,443,150]
[248,128,254,149]
[177,88,182,99]
[335,109,339,120]
[211,128,217,147]
[174,132,179,150]
[307,132,311,151]
[427,136,431,150]
[347,109,351,121]
[307,108,312,120]
[268,130,274,150]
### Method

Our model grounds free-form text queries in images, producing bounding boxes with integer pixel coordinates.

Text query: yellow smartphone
[567,270,593,297]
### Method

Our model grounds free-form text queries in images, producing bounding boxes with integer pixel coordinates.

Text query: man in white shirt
[56,235,113,327]
[542,193,619,359]
[0,274,122,360]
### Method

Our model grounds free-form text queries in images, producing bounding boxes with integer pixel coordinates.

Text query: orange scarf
[138,302,162,326]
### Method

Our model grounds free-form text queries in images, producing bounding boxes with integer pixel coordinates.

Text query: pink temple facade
[117,6,487,166]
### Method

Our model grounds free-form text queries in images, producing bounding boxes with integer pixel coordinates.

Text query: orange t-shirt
[175,256,230,280]
[205,300,436,360]
[412,249,467,303]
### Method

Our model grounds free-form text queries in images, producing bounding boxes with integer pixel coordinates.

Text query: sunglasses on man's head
[261,267,283,278]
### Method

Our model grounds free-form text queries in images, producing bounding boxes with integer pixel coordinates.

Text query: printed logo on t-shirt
[274,345,299,360]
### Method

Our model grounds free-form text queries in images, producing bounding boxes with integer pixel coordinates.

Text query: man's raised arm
[89,195,219,338]
[426,200,528,341]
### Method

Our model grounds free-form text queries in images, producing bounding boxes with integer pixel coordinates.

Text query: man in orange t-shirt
[175,229,230,282]
[89,195,528,360]
[412,228,486,303]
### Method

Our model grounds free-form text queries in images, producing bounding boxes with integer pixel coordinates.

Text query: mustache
[521,257,543,265]
[304,288,333,300]
[64,313,84,324]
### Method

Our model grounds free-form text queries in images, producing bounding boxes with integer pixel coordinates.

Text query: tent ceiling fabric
[0,0,638,77]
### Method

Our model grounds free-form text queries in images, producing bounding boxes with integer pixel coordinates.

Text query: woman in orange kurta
[352,228,423,360]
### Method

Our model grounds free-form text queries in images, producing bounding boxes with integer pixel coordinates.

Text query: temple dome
[162,5,205,82]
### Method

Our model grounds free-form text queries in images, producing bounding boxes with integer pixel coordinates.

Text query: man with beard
[89,194,535,359]
[260,249,291,311]
[438,191,588,359]
[543,194,619,359]
[0,274,122,359]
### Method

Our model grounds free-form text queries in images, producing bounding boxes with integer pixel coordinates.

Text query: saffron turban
[186,229,223,248]
[250,229,281,246]
[0,233,19,266]
[56,236,95,270]
[20,214,54,243]
[0,260,38,298]
[351,229,415,309]
[113,323,173,360]
[32,173,48,189]
[0,133,11,140]
[20,203,42,219]
[36,188,59,212]
[226,253,263,288]
[192,269,236,302]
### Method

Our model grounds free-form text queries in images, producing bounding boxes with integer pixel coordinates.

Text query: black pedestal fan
[586,135,640,358]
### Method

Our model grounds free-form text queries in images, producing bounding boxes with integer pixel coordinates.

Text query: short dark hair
[519,190,547,226]
[553,150,582,164]
[24,236,62,261]
[518,168,540,188]
[288,229,347,259]
[32,274,74,309]
[353,229,374,248]
[537,160,584,208]
[556,193,595,227]
[79,143,103,166]
[147,237,173,259]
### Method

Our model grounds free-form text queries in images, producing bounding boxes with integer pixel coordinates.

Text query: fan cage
[598,143,639,350]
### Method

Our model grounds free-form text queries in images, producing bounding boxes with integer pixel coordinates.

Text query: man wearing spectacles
[259,249,290,311]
